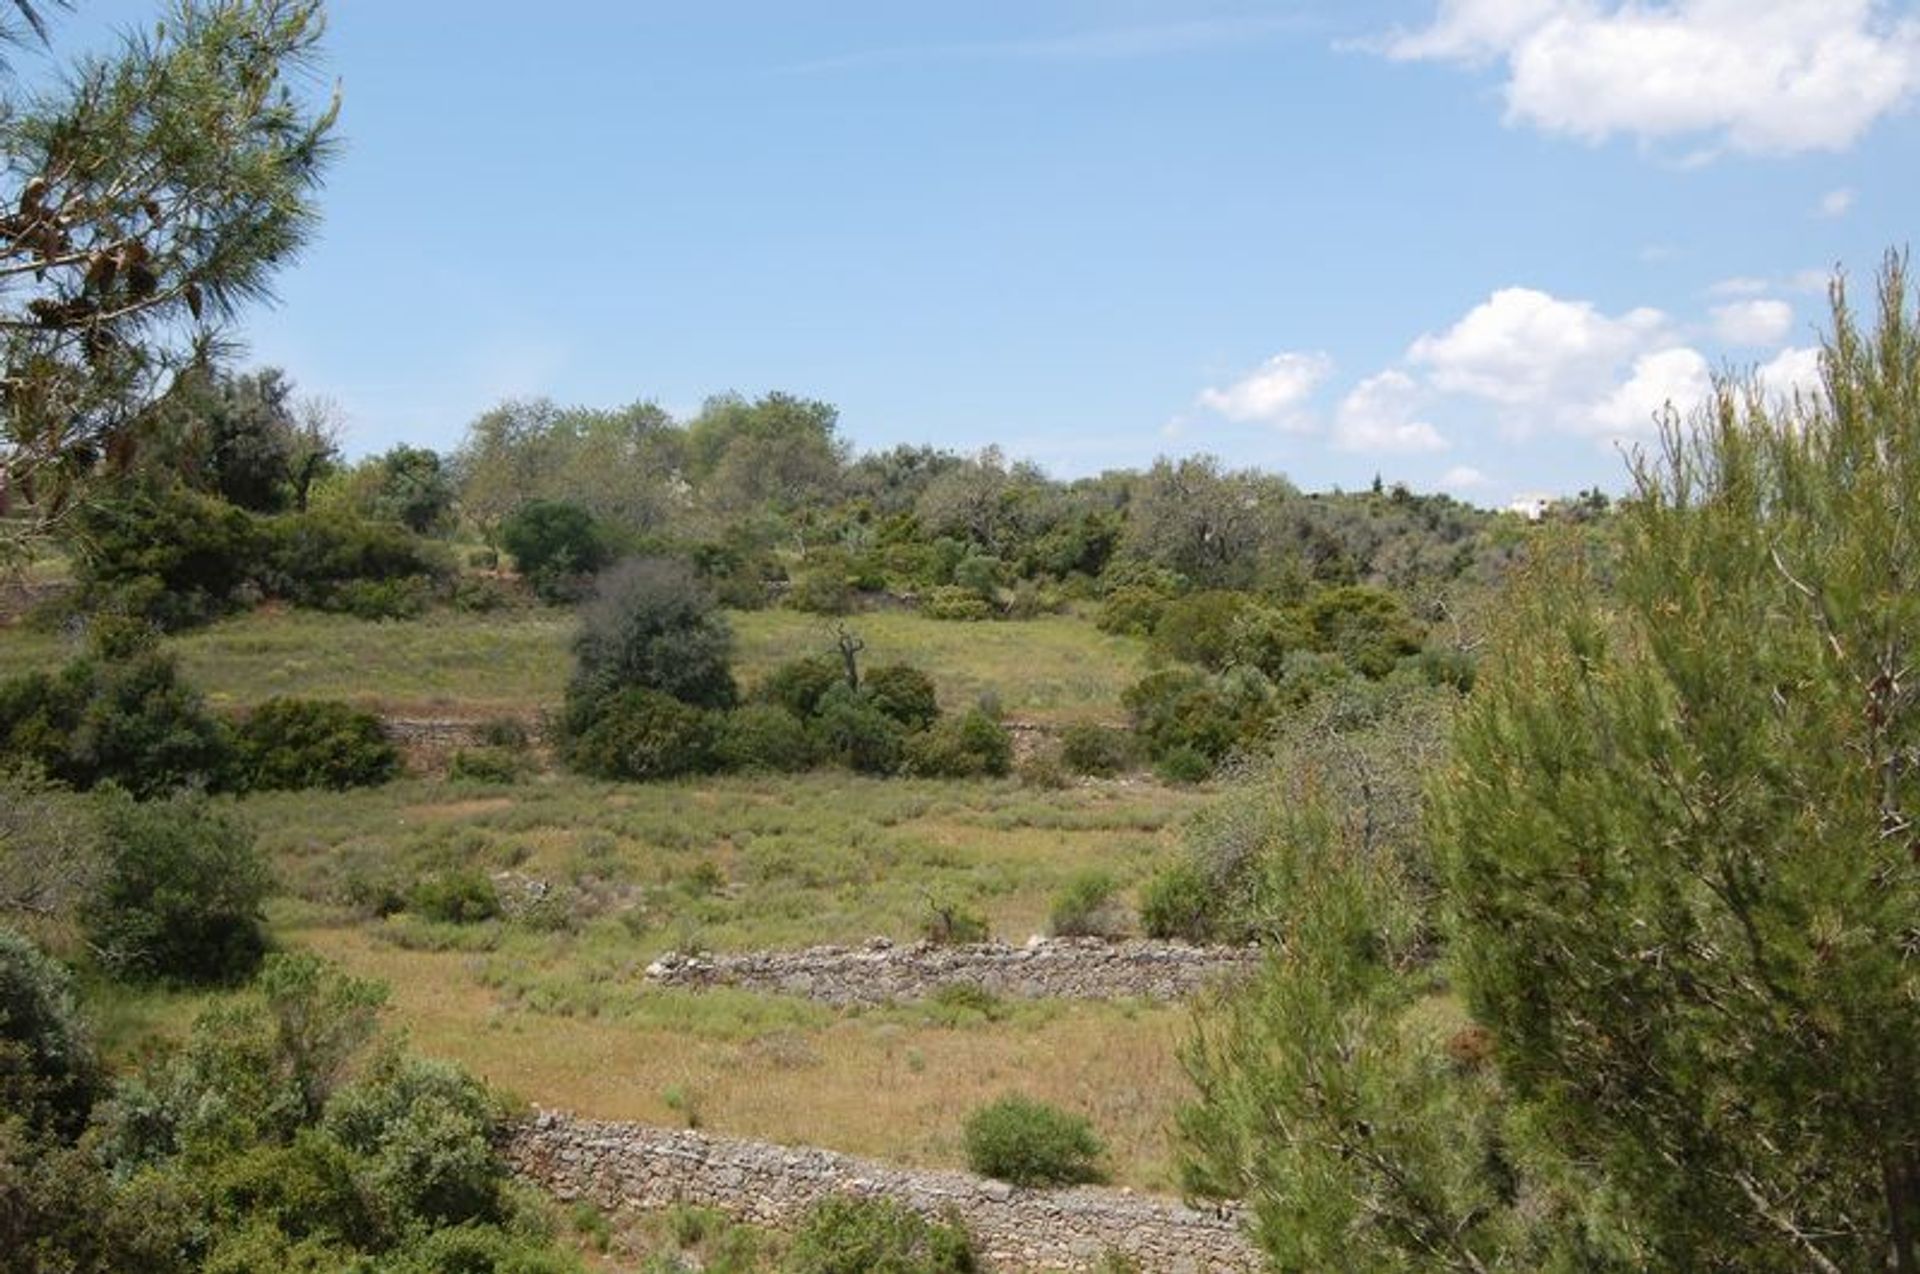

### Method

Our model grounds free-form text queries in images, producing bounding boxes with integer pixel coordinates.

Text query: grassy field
[236,771,1211,1191]
[0,603,1146,722]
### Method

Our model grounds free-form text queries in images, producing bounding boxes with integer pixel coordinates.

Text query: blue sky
[52,1,1920,502]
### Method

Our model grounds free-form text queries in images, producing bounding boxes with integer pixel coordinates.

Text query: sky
[45,0,1920,503]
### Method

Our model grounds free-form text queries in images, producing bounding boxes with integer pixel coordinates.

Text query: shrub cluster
[962,1095,1106,1187]
[0,650,401,799]
[784,1196,975,1274]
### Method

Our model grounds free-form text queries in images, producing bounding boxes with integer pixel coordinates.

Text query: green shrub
[786,569,857,615]
[234,698,400,791]
[950,552,1004,599]
[922,585,994,622]
[447,747,524,784]
[1017,749,1071,789]
[1048,870,1127,939]
[565,688,721,781]
[1150,590,1252,670]
[325,574,434,620]
[962,1095,1105,1187]
[408,872,501,925]
[863,663,941,731]
[1154,745,1214,784]
[784,1196,975,1274]
[260,509,452,612]
[1057,724,1135,777]
[716,704,817,772]
[1121,668,1240,764]
[758,655,846,720]
[68,480,261,629]
[1138,861,1216,942]
[500,499,610,603]
[1303,585,1424,679]
[902,710,1012,779]
[0,653,236,797]
[810,684,905,775]
[569,557,738,714]
[1094,584,1169,637]
[0,928,102,1140]
[921,897,989,945]
[85,794,271,984]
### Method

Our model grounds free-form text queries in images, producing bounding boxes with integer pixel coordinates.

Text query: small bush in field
[863,663,940,731]
[1057,723,1134,777]
[784,1196,975,1274]
[85,794,271,984]
[1048,870,1126,939]
[962,1095,1105,1187]
[1138,860,1216,942]
[447,747,523,784]
[922,585,993,622]
[565,688,721,781]
[758,655,845,720]
[786,569,857,616]
[902,710,1011,779]
[234,697,400,791]
[810,685,904,775]
[715,704,817,772]
[1155,746,1214,785]
[408,871,501,925]
[921,897,989,945]
[1018,749,1072,789]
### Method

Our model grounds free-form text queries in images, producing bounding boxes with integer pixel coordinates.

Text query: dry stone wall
[646,937,1259,1005]
[505,1112,1258,1273]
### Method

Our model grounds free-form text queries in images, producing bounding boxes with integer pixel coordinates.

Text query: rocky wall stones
[646,937,1259,1005]
[505,1112,1258,1273]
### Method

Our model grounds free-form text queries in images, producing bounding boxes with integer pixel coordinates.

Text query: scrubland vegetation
[1,0,1914,1269]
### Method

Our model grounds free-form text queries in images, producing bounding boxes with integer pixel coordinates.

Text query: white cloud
[1756,345,1824,400]
[1196,351,1333,428]
[1407,287,1668,410]
[1712,298,1794,346]
[1816,186,1858,218]
[1441,464,1491,489]
[1332,370,1449,453]
[1707,275,1773,298]
[1374,1,1920,156]
[1587,346,1714,439]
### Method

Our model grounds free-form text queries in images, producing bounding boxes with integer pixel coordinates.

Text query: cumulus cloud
[1332,370,1449,452]
[1441,464,1491,490]
[1196,351,1333,428]
[1712,298,1794,346]
[1817,187,1858,217]
[1372,0,1920,155]
[1587,346,1714,438]
[1756,345,1824,400]
[1407,287,1668,411]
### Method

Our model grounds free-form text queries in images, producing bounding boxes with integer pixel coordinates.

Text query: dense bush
[1138,861,1215,942]
[1094,584,1170,637]
[84,794,271,984]
[862,663,941,731]
[921,585,994,622]
[809,684,905,775]
[1057,723,1135,777]
[233,697,400,791]
[758,655,846,719]
[921,897,990,945]
[785,568,857,615]
[1120,668,1241,766]
[784,1195,975,1274]
[565,688,721,781]
[1303,585,1423,679]
[1155,745,1214,785]
[259,509,453,613]
[0,929,102,1141]
[0,653,236,797]
[1149,590,1252,670]
[569,557,738,713]
[446,746,525,784]
[500,499,611,603]
[715,703,817,772]
[962,1095,1105,1187]
[902,709,1012,778]
[1048,870,1127,939]
[407,871,502,925]
[68,480,262,628]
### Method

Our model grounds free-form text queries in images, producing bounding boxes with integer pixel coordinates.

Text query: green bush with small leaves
[922,585,994,622]
[407,871,501,925]
[962,1095,1105,1187]
[233,697,400,791]
[1057,723,1135,777]
[716,704,817,772]
[1138,861,1216,942]
[902,709,1012,779]
[862,663,941,732]
[784,1196,975,1274]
